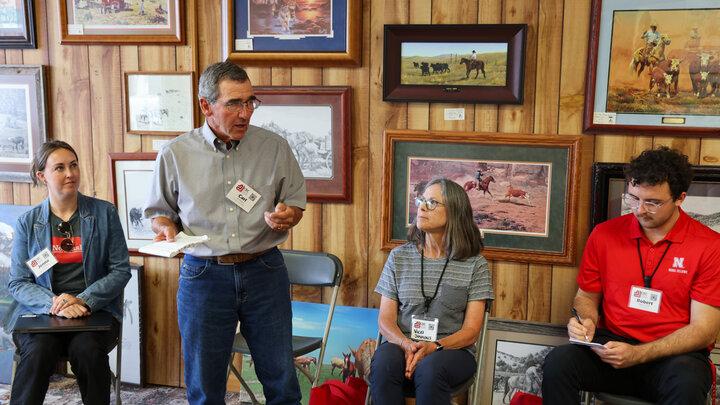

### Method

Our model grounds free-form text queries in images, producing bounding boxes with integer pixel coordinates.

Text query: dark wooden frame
[253,86,352,203]
[383,24,527,104]
[123,71,196,136]
[58,0,184,45]
[583,0,720,136]
[590,162,720,229]
[0,0,36,48]
[222,0,362,67]
[381,129,583,265]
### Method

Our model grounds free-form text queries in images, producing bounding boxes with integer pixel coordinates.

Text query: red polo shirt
[578,208,720,343]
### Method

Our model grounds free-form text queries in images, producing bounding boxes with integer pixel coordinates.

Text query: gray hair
[198,61,250,102]
[407,177,483,260]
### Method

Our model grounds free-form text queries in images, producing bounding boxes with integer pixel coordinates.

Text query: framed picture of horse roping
[583,0,720,136]
[380,129,583,266]
[383,24,527,104]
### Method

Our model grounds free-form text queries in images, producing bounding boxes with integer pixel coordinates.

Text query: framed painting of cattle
[109,153,158,252]
[0,65,48,183]
[221,0,361,67]
[479,319,567,405]
[383,24,527,104]
[584,0,720,136]
[123,72,195,136]
[250,86,352,203]
[380,129,583,265]
[590,162,720,231]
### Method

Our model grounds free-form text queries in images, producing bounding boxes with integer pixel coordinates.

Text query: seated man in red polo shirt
[542,146,720,405]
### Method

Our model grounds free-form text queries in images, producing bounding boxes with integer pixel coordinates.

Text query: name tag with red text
[628,285,662,313]
[226,180,261,213]
[26,248,58,278]
[411,314,439,341]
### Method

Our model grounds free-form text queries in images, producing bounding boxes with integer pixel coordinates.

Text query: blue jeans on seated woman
[369,341,476,405]
[178,249,301,405]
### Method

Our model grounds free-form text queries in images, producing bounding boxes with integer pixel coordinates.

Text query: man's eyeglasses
[415,197,445,211]
[622,193,672,214]
[212,98,261,113]
[57,221,74,252]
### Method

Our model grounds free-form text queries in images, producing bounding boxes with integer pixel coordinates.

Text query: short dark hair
[198,61,250,102]
[30,140,79,187]
[407,178,483,260]
[624,146,693,200]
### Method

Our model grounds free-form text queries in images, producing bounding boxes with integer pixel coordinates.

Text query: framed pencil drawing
[383,24,527,104]
[109,263,145,386]
[0,65,48,183]
[109,153,157,252]
[221,0,362,67]
[251,86,352,203]
[584,0,720,136]
[590,162,720,231]
[124,72,195,135]
[0,0,36,48]
[58,0,184,45]
[381,130,583,266]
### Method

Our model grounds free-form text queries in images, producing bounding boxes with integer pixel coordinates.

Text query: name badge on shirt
[226,180,261,213]
[411,314,439,341]
[26,248,58,278]
[628,285,662,313]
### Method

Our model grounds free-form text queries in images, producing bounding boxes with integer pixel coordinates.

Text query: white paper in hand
[569,337,605,348]
[138,232,209,257]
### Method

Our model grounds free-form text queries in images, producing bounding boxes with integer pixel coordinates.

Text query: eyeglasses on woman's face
[415,197,445,211]
[57,221,74,252]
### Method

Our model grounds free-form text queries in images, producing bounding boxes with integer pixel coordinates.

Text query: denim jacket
[5,193,131,331]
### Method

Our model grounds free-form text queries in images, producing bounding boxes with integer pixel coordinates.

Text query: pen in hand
[571,307,590,342]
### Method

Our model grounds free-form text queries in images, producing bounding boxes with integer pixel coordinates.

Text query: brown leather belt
[197,248,273,265]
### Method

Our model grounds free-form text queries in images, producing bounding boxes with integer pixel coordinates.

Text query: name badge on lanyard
[226,180,261,213]
[628,285,662,313]
[411,314,439,341]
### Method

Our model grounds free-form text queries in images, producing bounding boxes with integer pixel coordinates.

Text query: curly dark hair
[624,146,693,200]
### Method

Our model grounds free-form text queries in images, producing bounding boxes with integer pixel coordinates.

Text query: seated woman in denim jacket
[7,140,130,405]
[370,178,494,405]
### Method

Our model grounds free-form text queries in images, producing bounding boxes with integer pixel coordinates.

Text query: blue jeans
[178,249,301,405]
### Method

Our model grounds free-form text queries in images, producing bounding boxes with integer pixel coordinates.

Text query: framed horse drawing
[383,24,527,104]
[583,0,720,136]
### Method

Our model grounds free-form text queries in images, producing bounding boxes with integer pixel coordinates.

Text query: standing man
[542,147,720,404]
[144,61,305,405]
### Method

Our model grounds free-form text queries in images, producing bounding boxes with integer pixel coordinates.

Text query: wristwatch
[434,341,444,351]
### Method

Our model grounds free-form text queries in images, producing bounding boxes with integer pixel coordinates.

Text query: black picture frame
[0,0,36,49]
[383,24,527,104]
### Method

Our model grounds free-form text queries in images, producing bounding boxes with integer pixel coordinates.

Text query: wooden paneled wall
[2,0,719,386]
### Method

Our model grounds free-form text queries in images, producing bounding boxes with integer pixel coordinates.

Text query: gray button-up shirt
[143,121,306,256]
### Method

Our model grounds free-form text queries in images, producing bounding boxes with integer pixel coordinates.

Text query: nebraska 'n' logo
[672,257,685,269]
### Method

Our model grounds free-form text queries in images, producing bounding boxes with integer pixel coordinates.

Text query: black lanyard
[420,249,450,314]
[636,239,671,288]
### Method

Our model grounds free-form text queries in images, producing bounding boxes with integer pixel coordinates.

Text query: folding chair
[226,249,344,405]
[365,301,492,405]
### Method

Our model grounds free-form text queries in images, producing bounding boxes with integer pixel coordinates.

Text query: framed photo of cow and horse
[383,24,527,104]
[380,130,583,266]
[584,0,720,136]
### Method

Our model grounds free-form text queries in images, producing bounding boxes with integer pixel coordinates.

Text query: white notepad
[569,337,605,348]
[138,232,209,257]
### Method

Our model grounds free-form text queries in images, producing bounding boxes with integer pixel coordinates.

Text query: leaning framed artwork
[383,24,527,104]
[109,153,158,252]
[590,162,720,231]
[584,0,720,136]
[0,65,48,183]
[109,263,145,386]
[0,0,36,48]
[381,130,583,265]
[251,86,352,203]
[57,0,184,44]
[124,72,195,135]
[480,319,567,404]
[221,0,362,67]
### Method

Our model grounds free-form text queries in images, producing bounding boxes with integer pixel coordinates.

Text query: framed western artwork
[380,130,583,266]
[590,162,720,231]
[57,0,184,44]
[383,24,527,104]
[0,0,36,48]
[0,65,48,183]
[221,0,362,67]
[109,263,145,386]
[251,86,352,203]
[584,0,720,136]
[123,72,195,135]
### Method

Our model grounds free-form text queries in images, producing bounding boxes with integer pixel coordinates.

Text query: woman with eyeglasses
[7,140,131,405]
[370,177,494,405]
